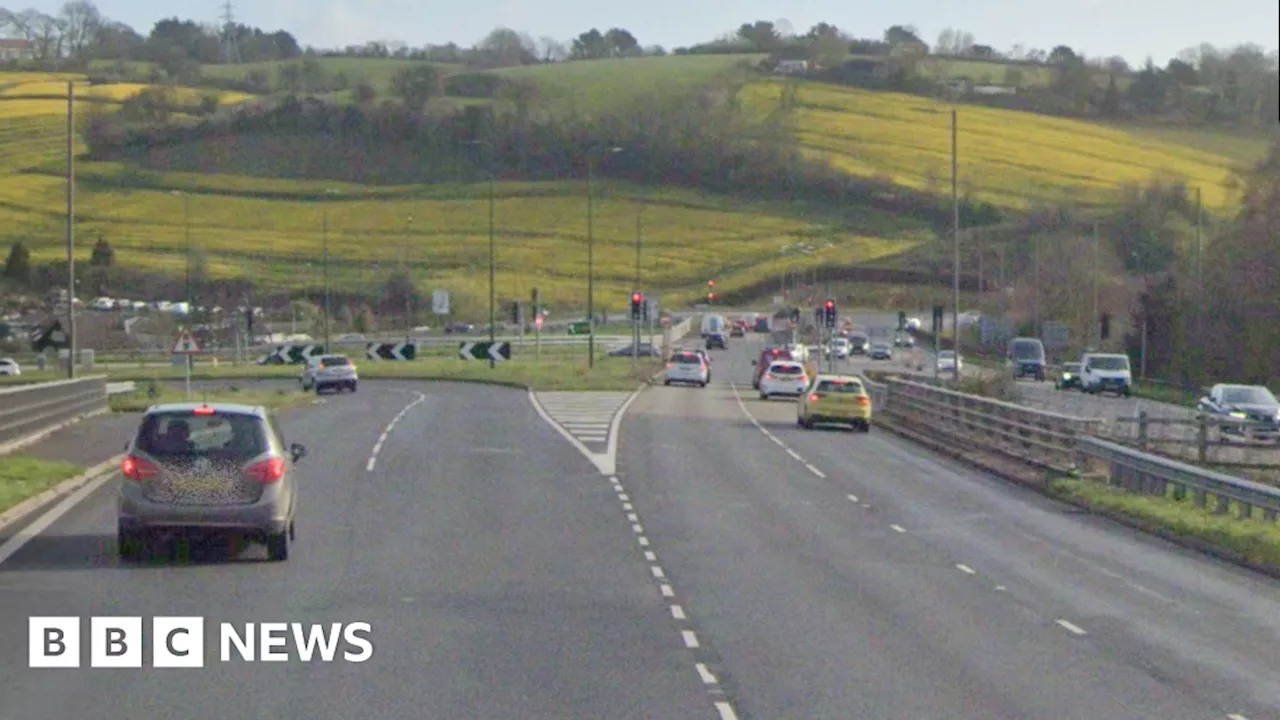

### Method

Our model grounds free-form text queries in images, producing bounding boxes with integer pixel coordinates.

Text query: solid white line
[651,565,665,578]
[1055,619,1088,636]
[696,663,718,684]
[890,524,906,533]
[806,464,826,478]
[366,391,426,472]
[956,564,976,575]
[638,536,650,547]
[785,448,803,461]
[671,605,686,619]
[846,494,858,503]
[660,584,674,597]
[0,465,119,567]
[644,551,656,561]
[603,385,646,477]
[995,585,1007,591]
[681,631,699,648]
[770,436,785,447]
[714,701,739,720]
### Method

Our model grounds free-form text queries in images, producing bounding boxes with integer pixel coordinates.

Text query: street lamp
[463,140,498,369]
[322,188,340,350]
[586,145,624,368]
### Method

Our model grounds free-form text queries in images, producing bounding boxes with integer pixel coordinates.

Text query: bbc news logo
[29,617,373,668]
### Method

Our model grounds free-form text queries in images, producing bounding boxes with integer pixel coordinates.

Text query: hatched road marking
[529,390,640,475]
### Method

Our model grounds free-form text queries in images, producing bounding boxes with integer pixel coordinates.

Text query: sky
[18,0,1280,67]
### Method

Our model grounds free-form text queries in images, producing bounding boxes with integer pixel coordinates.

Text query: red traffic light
[824,301,834,310]
[708,292,716,301]
[707,280,715,287]
[632,292,642,303]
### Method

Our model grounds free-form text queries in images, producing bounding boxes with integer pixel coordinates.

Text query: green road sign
[568,321,590,335]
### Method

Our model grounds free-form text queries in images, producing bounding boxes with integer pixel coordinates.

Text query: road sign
[459,341,511,362]
[979,315,1015,346]
[171,329,202,354]
[266,344,324,364]
[1041,320,1069,349]
[366,342,416,361]
[30,319,69,352]
[534,313,544,330]
[567,321,590,335]
[772,295,783,306]
[432,289,450,315]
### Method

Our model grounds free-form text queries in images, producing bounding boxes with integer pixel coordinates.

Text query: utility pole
[633,205,642,365]
[1033,234,1041,335]
[322,208,330,349]
[586,158,596,368]
[950,108,960,380]
[65,81,76,379]
[404,215,413,342]
[1091,219,1099,348]
[487,163,496,369]
[1194,187,1203,383]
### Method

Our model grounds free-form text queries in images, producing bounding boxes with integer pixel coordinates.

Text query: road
[620,335,1280,719]
[2,334,1279,719]
[0,382,714,719]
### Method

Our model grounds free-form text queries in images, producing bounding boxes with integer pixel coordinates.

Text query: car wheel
[759,393,768,401]
[117,526,147,561]
[289,519,296,541]
[266,531,290,561]
[699,382,707,388]
[797,415,804,426]
[664,380,671,386]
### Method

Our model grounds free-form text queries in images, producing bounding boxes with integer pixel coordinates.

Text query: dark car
[1197,384,1280,441]
[1055,362,1083,390]
[869,343,892,360]
[1007,337,1047,381]
[848,333,869,355]
[706,332,728,350]
[730,322,746,338]
[608,343,662,358]
[753,317,771,333]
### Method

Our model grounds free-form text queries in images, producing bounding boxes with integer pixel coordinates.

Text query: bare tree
[536,36,567,62]
[58,0,102,60]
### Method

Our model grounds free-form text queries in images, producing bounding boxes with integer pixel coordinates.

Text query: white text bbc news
[28,617,374,668]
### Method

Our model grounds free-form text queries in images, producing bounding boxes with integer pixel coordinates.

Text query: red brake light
[121,455,158,481]
[245,457,286,483]
[766,373,776,380]
[857,396,870,406]
[193,406,214,415]
[666,362,675,368]
[808,393,820,402]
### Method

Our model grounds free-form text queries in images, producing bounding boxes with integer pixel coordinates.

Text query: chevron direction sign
[366,342,416,361]
[268,344,324,364]
[459,341,511,362]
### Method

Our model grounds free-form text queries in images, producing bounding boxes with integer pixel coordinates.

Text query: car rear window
[136,411,268,460]
[817,380,864,393]
[771,364,804,374]
[320,356,351,366]
[672,353,701,364]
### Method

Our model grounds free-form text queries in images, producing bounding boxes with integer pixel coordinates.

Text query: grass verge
[102,356,664,391]
[107,385,314,412]
[0,455,85,515]
[1049,477,1280,570]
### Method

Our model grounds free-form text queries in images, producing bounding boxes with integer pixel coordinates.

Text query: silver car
[300,354,358,393]
[117,402,306,561]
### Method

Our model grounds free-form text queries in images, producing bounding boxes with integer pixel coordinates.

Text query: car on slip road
[797,374,872,432]
[117,402,307,562]
[300,354,358,393]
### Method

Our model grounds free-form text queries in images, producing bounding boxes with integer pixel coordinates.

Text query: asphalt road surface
[618,335,1280,719]
[0,382,714,720]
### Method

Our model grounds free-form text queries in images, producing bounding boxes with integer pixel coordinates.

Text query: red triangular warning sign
[172,329,202,354]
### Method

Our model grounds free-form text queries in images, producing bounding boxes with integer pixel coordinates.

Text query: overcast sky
[19,0,1280,66]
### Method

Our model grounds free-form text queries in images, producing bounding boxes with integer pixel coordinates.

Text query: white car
[1080,352,1132,396]
[759,360,809,400]
[785,343,809,362]
[0,357,20,376]
[936,351,962,373]
[664,351,709,387]
[300,354,359,393]
[826,337,850,359]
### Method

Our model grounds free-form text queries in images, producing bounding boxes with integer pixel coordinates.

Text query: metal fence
[0,376,108,450]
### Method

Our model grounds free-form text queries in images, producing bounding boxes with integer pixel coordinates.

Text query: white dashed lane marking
[696,663,718,684]
[956,564,976,575]
[660,584,674,597]
[671,605,687,619]
[805,463,826,478]
[1055,619,1088,636]
[682,631,700,648]
[365,391,426,471]
[715,701,740,720]
[846,494,858,503]
[890,524,906,533]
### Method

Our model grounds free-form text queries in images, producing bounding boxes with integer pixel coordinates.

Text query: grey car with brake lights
[117,402,306,562]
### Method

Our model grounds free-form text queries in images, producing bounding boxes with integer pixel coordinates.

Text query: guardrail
[0,376,108,449]
[1109,411,1280,469]
[1075,435,1280,523]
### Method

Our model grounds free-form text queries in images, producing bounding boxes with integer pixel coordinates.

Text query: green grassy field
[0,57,1270,310]
[0,455,85,514]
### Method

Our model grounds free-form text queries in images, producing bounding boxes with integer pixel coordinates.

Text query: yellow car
[797,374,872,432]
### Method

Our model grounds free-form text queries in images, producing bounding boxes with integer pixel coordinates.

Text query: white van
[700,314,725,338]
[1080,352,1132,396]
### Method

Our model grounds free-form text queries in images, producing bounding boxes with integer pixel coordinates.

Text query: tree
[571,29,609,60]
[1047,45,1078,65]
[3,242,32,284]
[604,28,640,57]
[883,25,925,51]
[1100,74,1122,117]
[1,9,65,63]
[352,80,377,104]
[89,234,113,266]
[536,36,567,62]
[736,21,779,52]
[389,65,441,108]
[804,23,840,40]
[58,0,103,61]
[476,27,535,67]
[808,33,848,68]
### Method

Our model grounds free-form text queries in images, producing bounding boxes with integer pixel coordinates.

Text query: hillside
[0,59,1272,313]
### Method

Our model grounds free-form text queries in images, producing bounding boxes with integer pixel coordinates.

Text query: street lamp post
[950,108,960,381]
[464,140,498,368]
[585,146,624,369]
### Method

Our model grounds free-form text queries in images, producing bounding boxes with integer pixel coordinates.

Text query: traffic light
[932,305,944,333]
[630,291,643,320]
[823,299,837,328]
[1100,312,1111,340]
[707,292,716,303]
[641,297,649,322]
[898,311,907,331]
[511,302,520,324]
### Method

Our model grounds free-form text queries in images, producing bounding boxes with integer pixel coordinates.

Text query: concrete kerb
[0,453,123,537]
[873,414,1280,580]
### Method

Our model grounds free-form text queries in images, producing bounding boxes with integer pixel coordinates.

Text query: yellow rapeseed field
[744,80,1241,210]
[0,72,87,85]
[4,169,925,308]
[0,78,255,105]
